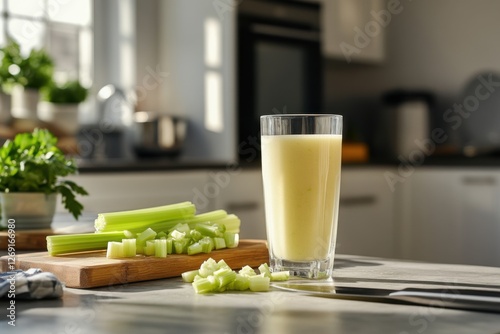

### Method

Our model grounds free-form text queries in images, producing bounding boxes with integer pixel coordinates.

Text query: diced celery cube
[248,275,270,292]
[270,271,290,281]
[258,263,271,278]
[224,231,239,248]
[239,265,257,277]
[122,238,137,257]
[187,242,203,255]
[214,237,226,250]
[154,239,167,258]
[181,270,199,283]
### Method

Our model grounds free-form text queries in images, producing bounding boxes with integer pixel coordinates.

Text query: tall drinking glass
[260,114,342,280]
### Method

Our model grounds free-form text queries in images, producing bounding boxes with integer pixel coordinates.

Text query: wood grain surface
[0,239,269,289]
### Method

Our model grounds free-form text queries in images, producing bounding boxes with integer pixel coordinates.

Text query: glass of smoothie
[260,114,342,280]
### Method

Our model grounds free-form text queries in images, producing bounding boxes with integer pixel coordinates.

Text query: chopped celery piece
[248,275,270,292]
[47,231,127,256]
[183,259,287,294]
[213,237,226,250]
[144,240,156,256]
[168,223,190,234]
[170,229,186,240]
[181,269,199,283]
[224,232,239,249]
[228,274,250,291]
[123,230,135,239]
[106,241,124,259]
[194,223,223,238]
[187,242,202,255]
[137,228,157,244]
[154,239,167,258]
[189,229,203,241]
[166,238,173,254]
[156,231,167,239]
[270,271,290,281]
[122,239,137,257]
[214,268,236,288]
[258,263,271,278]
[174,238,189,254]
[94,201,196,232]
[217,259,230,270]
[192,277,216,294]
[200,237,214,253]
[239,265,257,277]
[199,258,218,277]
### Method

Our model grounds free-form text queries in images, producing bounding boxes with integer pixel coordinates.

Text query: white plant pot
[11,85,40,121]
[0,192,57,230]
[0,91,12,124]
[38,101,80,135]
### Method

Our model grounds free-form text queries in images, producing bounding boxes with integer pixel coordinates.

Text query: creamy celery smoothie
[261,134,342,261]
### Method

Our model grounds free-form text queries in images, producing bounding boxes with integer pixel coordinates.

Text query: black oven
[237,0,323,162]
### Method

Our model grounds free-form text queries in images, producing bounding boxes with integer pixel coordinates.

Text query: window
[0,0,93,86]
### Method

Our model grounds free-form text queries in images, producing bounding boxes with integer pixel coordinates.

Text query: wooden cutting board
[0,240,269,289]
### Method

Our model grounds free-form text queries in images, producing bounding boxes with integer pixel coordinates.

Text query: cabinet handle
[462,176,496,186]
[340,195,376,206]
[226,202,259,212]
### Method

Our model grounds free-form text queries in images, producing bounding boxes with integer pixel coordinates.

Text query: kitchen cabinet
[321,0,386,63]
[401,168,500,267]
[336,167,396,258]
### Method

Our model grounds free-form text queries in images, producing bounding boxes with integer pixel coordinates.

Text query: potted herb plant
[38,80,89,135]
[0,39,54,122]
[0,128,88,229]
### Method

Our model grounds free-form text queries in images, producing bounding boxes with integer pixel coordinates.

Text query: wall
[324,0,500,147]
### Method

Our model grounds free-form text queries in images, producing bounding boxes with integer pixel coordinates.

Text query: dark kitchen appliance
[237,0,323,161]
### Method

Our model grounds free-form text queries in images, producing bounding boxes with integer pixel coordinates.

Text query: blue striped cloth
[0,268,63,299]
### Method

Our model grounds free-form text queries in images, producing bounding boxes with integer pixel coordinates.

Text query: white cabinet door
[322,0,386,63]
[215,169,267,240]
[403,169,500,267]
[336,168,396,258]
[58,171,210,215]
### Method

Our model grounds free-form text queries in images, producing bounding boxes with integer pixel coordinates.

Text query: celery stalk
[111,209,230,234]
[47,231,127,256]
[94,202,196,232]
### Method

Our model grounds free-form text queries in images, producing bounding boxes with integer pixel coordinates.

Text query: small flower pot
[11,85,40,121]
[38,101,80,135]
[0,192,57,230]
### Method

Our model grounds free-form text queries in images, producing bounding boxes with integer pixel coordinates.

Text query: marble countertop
[1,254,500,334]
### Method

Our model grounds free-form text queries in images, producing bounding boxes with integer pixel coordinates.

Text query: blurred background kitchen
[0,0,499,267]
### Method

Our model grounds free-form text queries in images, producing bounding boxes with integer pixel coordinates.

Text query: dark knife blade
[272,282,500,314]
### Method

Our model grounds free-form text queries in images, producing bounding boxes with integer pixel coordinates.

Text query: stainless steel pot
[132,111,187,156]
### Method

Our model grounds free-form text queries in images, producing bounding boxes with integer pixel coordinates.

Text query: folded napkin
[0,268,63,299]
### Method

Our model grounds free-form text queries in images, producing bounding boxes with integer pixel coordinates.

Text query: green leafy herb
[41,80,88,104]
[0,128,88,219]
